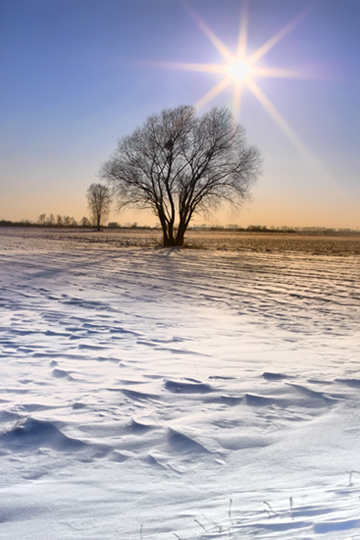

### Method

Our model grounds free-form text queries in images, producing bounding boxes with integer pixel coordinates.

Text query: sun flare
[151,1,318,162]
[228,60,251,82]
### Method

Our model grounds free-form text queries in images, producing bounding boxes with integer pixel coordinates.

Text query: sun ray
[252,66,326,80]
[251,67,310,79]
[149,60,228,74]
[195,76,233,110]
[233,0,249,116]
[148,61,310,80]
[247,5,314,66]
[246,78,319,166]
[149,2,321,163]
[182,1,235,64]
[246,78,335,182]
[236,0,248,61]
[233,80,244,119]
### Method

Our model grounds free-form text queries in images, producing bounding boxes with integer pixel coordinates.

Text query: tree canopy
[100,105,262,246]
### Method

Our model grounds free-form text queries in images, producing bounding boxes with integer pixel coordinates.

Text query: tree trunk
[158,208,180,246]
[175,229,185,246]
[175,212,191,247]
[162,227,178,246]
[163,236,178,247]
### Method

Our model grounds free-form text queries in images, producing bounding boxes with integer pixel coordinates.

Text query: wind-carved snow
[0,230,359,539]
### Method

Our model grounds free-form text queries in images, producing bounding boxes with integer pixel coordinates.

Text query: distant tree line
[0,217,149,229]
[0,218,358,235]
[36,214,93,227]
[0,215,92,228]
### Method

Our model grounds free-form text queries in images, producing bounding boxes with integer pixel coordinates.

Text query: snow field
[0,229,359,539]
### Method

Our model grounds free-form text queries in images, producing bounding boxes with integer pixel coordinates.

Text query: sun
[150,1,318,161]
[228,60,251,82]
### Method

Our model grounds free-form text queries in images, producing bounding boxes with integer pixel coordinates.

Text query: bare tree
[63,216,72,227]
[37,213,47,226]
[80,216,91,227]
[100,105,262,247]
[47,213,55,226]
[86,183,112,231]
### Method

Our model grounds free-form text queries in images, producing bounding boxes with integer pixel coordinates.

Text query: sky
[0,0,359,229]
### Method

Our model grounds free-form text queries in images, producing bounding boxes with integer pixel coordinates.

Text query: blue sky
[1,0,359,228]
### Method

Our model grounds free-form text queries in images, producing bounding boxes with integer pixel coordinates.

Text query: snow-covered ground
[0,228,359,539]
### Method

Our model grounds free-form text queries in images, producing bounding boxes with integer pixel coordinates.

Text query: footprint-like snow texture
[336,378,360,388]
[127,419,156,433]
[52,368,74,380]
[287,383,338,406]
[313,518,360,533]
[259,519,312,532]
[262,371,288,381]
[245,393,276,406]
[291,505,334,518]
[165,380,213,393]
[245,383,338,409]
[0,418,86,452]
[119,388,159,401]
[206,395,243,406]
[167,427,211,454]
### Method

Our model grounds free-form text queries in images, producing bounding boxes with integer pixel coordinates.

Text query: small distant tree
[100,105,262,247]
[47,213,55,226]
[63,216,72,227]
[80,216,91,227]
[37,213,47,226]
[86,183,112,231]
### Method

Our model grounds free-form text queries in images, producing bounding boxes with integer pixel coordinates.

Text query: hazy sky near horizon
[1,0,359,228]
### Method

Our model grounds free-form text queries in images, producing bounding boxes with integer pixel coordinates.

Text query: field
[2,226,360,255]
[0,227,360,539]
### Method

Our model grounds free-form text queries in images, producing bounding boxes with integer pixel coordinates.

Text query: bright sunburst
[228,60,251,82]
[151,1,318,162]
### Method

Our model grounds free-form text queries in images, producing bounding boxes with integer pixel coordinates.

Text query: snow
[0,227,359,539]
